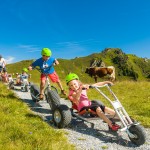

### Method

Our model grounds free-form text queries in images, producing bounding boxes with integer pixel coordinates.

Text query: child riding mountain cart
[29,66,60,111]
[9,68,30,92]
[51,73,146,146]
[28,47,66,101]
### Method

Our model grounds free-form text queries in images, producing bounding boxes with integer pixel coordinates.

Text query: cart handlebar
[89,83,113,89]
[33,65,54,74]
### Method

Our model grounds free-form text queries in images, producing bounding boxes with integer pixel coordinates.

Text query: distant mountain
[7,48,150,83]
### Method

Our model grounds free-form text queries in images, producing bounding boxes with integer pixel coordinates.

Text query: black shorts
[80,100,105,113]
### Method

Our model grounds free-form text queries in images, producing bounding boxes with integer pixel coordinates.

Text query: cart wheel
[52,104,72,128]
[128,125,146,146]
[25,85,29,92]
[30,84,40,102]
[21,86,24,91]
[50,85,58,94]
[47,89,60,111]
[9,81,14,89]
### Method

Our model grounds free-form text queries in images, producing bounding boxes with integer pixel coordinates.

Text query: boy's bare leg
[56,81,63,90]
[40,80,45,99]
[56,81,66,95]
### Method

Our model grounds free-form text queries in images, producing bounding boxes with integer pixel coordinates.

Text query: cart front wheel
[128,125,146,146]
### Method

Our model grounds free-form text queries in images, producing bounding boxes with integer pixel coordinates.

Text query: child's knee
[96,107,103,113]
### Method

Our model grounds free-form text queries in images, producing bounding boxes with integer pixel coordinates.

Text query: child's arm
[70,85,83,105]
[92,81,113,86]
[28,66,33,71]
[54,59,59,65]
[3,59,6,67]
[68,93,79,105]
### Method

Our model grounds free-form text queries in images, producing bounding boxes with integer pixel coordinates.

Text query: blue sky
[0,0,150,64]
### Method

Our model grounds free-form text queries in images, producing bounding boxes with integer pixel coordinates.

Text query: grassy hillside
[0,83,74,149]
[1,49,150,148]
[6,48,150,84]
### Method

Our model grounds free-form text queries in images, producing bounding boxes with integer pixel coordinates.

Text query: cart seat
[72,103,97,116]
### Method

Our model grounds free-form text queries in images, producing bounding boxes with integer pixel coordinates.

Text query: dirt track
[14,90,150,150]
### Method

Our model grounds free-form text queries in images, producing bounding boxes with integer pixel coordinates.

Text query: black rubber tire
[47,89,60,111]
[21,87,24,91]
[50,85,58,94]
[9,81,14,89]
[25,85,29,92]
[52,105,72,128]
[128,125,146,146]
[30,84,40,102]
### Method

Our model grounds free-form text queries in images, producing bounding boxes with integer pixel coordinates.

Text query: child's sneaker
[109,123,121,131]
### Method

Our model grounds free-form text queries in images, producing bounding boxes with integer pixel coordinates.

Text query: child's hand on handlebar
[81,84,90,90]
[107,81,114,86]
[54,59,59,65]
[28,66,32,71]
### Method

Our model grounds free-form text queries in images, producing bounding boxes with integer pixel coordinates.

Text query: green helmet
[41,48,52,57]
[65,73,79,84]
[22,68,28,73]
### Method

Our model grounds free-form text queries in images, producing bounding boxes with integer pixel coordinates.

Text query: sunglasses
[43,55,50,57]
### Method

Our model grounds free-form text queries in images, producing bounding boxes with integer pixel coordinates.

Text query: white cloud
[18,44,41,52]
[6,56,15,64]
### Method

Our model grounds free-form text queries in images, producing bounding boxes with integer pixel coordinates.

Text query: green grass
[0,83,75,150]
[2,52,150,148]
[0,80,150,149]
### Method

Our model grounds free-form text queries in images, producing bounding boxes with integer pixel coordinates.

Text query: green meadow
[1,48,150,149]
[0,80,150,149]
[0,83,75,150]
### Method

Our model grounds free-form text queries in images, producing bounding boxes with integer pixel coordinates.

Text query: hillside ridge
[7,48,150,82]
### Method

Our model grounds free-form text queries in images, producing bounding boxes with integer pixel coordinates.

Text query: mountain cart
[30,66,60,111]
[52,84,146,146]
[9,77,30,92]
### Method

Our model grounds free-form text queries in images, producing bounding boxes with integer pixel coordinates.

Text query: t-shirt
[0,58,6,67]
[20,73,28,80]
[31,57,56,74]
[69,89,91,111]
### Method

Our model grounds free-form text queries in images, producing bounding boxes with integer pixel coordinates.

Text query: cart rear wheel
[128,125,146,146]
[52,105,72,128]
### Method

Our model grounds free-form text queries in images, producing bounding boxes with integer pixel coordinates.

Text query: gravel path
[14,90,150,150]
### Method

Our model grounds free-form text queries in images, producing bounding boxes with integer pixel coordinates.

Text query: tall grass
[0,83,75,150]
